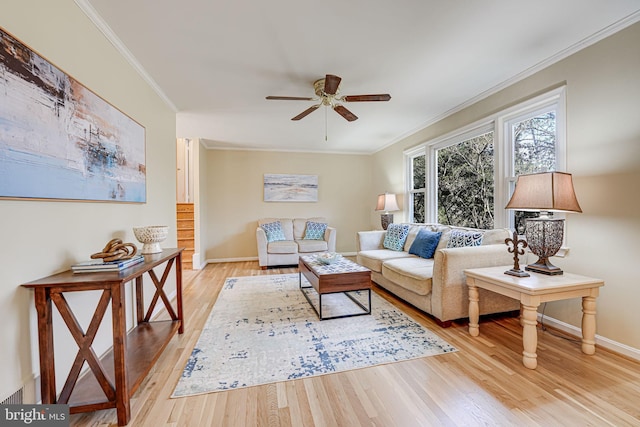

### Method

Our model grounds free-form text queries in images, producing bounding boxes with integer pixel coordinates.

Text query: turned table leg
[468,281,480,337]
[581,295,597,355]
[521,302,539,369]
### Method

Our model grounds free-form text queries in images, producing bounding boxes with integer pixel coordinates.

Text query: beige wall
[1,1,177,401]
[3,1,638,404]
[201,149,372,260]
[372,22,640,351]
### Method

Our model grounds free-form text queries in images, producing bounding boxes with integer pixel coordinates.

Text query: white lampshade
[375,193,399,213]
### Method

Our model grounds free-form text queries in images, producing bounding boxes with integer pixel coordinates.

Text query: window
[437,131,494,228]
[405,87,566,230]
[509,109,558,233]
[408,151,426,223]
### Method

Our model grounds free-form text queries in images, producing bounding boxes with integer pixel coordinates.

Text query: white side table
[465,266,604,369]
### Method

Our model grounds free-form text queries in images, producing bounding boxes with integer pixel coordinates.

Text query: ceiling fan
[266,74,391,122]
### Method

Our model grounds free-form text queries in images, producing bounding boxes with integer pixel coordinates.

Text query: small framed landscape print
[264,174,318,202]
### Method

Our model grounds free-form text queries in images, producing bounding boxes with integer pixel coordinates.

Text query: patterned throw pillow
[408,229,442,259]
[261,221,286,242]
[304,221,328,240]
[383,224,410,251]
[446,230,483,248]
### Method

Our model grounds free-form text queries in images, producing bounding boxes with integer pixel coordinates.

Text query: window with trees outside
[510,109,558,233]
[437,130,494,228]
[408,152,426,223]
[405,87,566,231]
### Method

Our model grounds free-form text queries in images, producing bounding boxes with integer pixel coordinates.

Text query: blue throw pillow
[408,229,442,259]
[304,221,328,240]
[446,230,483,248]
[261,221,286,242]
[383,224,410,251]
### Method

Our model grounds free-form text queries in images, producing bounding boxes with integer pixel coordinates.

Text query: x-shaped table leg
[143,259,178,322]
[51,290,116,403]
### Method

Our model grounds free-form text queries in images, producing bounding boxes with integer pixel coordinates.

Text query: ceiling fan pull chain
[325,106,328,141]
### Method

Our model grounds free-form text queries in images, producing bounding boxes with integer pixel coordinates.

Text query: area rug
[172,273,456,397]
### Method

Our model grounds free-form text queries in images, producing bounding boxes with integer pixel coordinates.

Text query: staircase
[176,203,194,270]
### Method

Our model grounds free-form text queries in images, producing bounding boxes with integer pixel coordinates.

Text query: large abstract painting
[0,27,146,202]
[264,174,318,202]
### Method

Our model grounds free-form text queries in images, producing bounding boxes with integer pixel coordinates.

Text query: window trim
[496,86,567,229]
[404,86,567,230]
[405,146,426,223]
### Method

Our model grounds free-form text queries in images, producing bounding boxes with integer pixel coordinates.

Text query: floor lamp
[505,171,582,275]
[375,193,399,230]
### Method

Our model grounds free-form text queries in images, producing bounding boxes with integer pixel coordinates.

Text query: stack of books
[71,255,145,273]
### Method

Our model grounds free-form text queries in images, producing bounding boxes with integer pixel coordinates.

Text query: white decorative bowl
[133,225,169,254]
[316,252,341,265]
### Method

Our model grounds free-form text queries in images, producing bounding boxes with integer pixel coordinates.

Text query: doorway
[176,138,197,269]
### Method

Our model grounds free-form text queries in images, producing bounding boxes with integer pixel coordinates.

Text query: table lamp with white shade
[375,193,399,230]
[505,171,582,275]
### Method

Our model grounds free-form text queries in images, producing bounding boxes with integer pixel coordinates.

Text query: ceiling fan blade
[266,96,315,101]
[324,74,342,95]
[291,105,320,121]
[333,105,358,122]
[343,94,391,102]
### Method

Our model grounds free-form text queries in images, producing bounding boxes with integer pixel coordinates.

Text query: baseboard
[538,313,640,362]
[205,256,258,264]
[204,252,358,265]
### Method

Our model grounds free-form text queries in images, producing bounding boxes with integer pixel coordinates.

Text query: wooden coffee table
[299,255,372,320]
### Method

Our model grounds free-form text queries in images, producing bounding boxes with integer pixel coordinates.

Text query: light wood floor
[71,261,640,426]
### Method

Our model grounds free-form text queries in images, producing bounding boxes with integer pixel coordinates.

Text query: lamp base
[505,268,530,277]
[380,214,394,230]
[525,259,563,275]
[524,217,565,275]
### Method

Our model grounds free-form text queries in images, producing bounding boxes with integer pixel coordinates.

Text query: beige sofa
[357,223,520,326]
[257,217,337,269]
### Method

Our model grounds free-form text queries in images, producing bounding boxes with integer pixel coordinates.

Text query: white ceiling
[80,0,640,154]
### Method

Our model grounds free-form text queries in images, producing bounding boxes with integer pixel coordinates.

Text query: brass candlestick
[505,230,529,277]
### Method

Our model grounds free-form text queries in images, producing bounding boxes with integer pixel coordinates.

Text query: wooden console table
[22,248,184,426]
[465,266,604,369]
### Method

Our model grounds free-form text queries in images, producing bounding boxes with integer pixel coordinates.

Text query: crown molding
[74,0,178,112]
[375,10,640,155]
[199,139,369,155]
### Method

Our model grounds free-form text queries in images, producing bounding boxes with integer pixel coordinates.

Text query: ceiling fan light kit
[266,74,391,122]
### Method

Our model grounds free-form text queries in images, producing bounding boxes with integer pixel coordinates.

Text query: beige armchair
[256,217,337,269]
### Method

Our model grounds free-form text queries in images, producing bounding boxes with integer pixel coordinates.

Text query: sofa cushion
[267,240,299,254]
[408,229,442,259]
[261,221,286,242]
[383,224,410,251]
[293,217,326,240]
[382,257,434,296]
[296,239,328,253]
[480,228,510,245]
[434,225,453,251]
[357,249,410,273]
[260,218,294,240]
[447,230,483,248]
[303,221,327,240]
[404,224,433,251]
